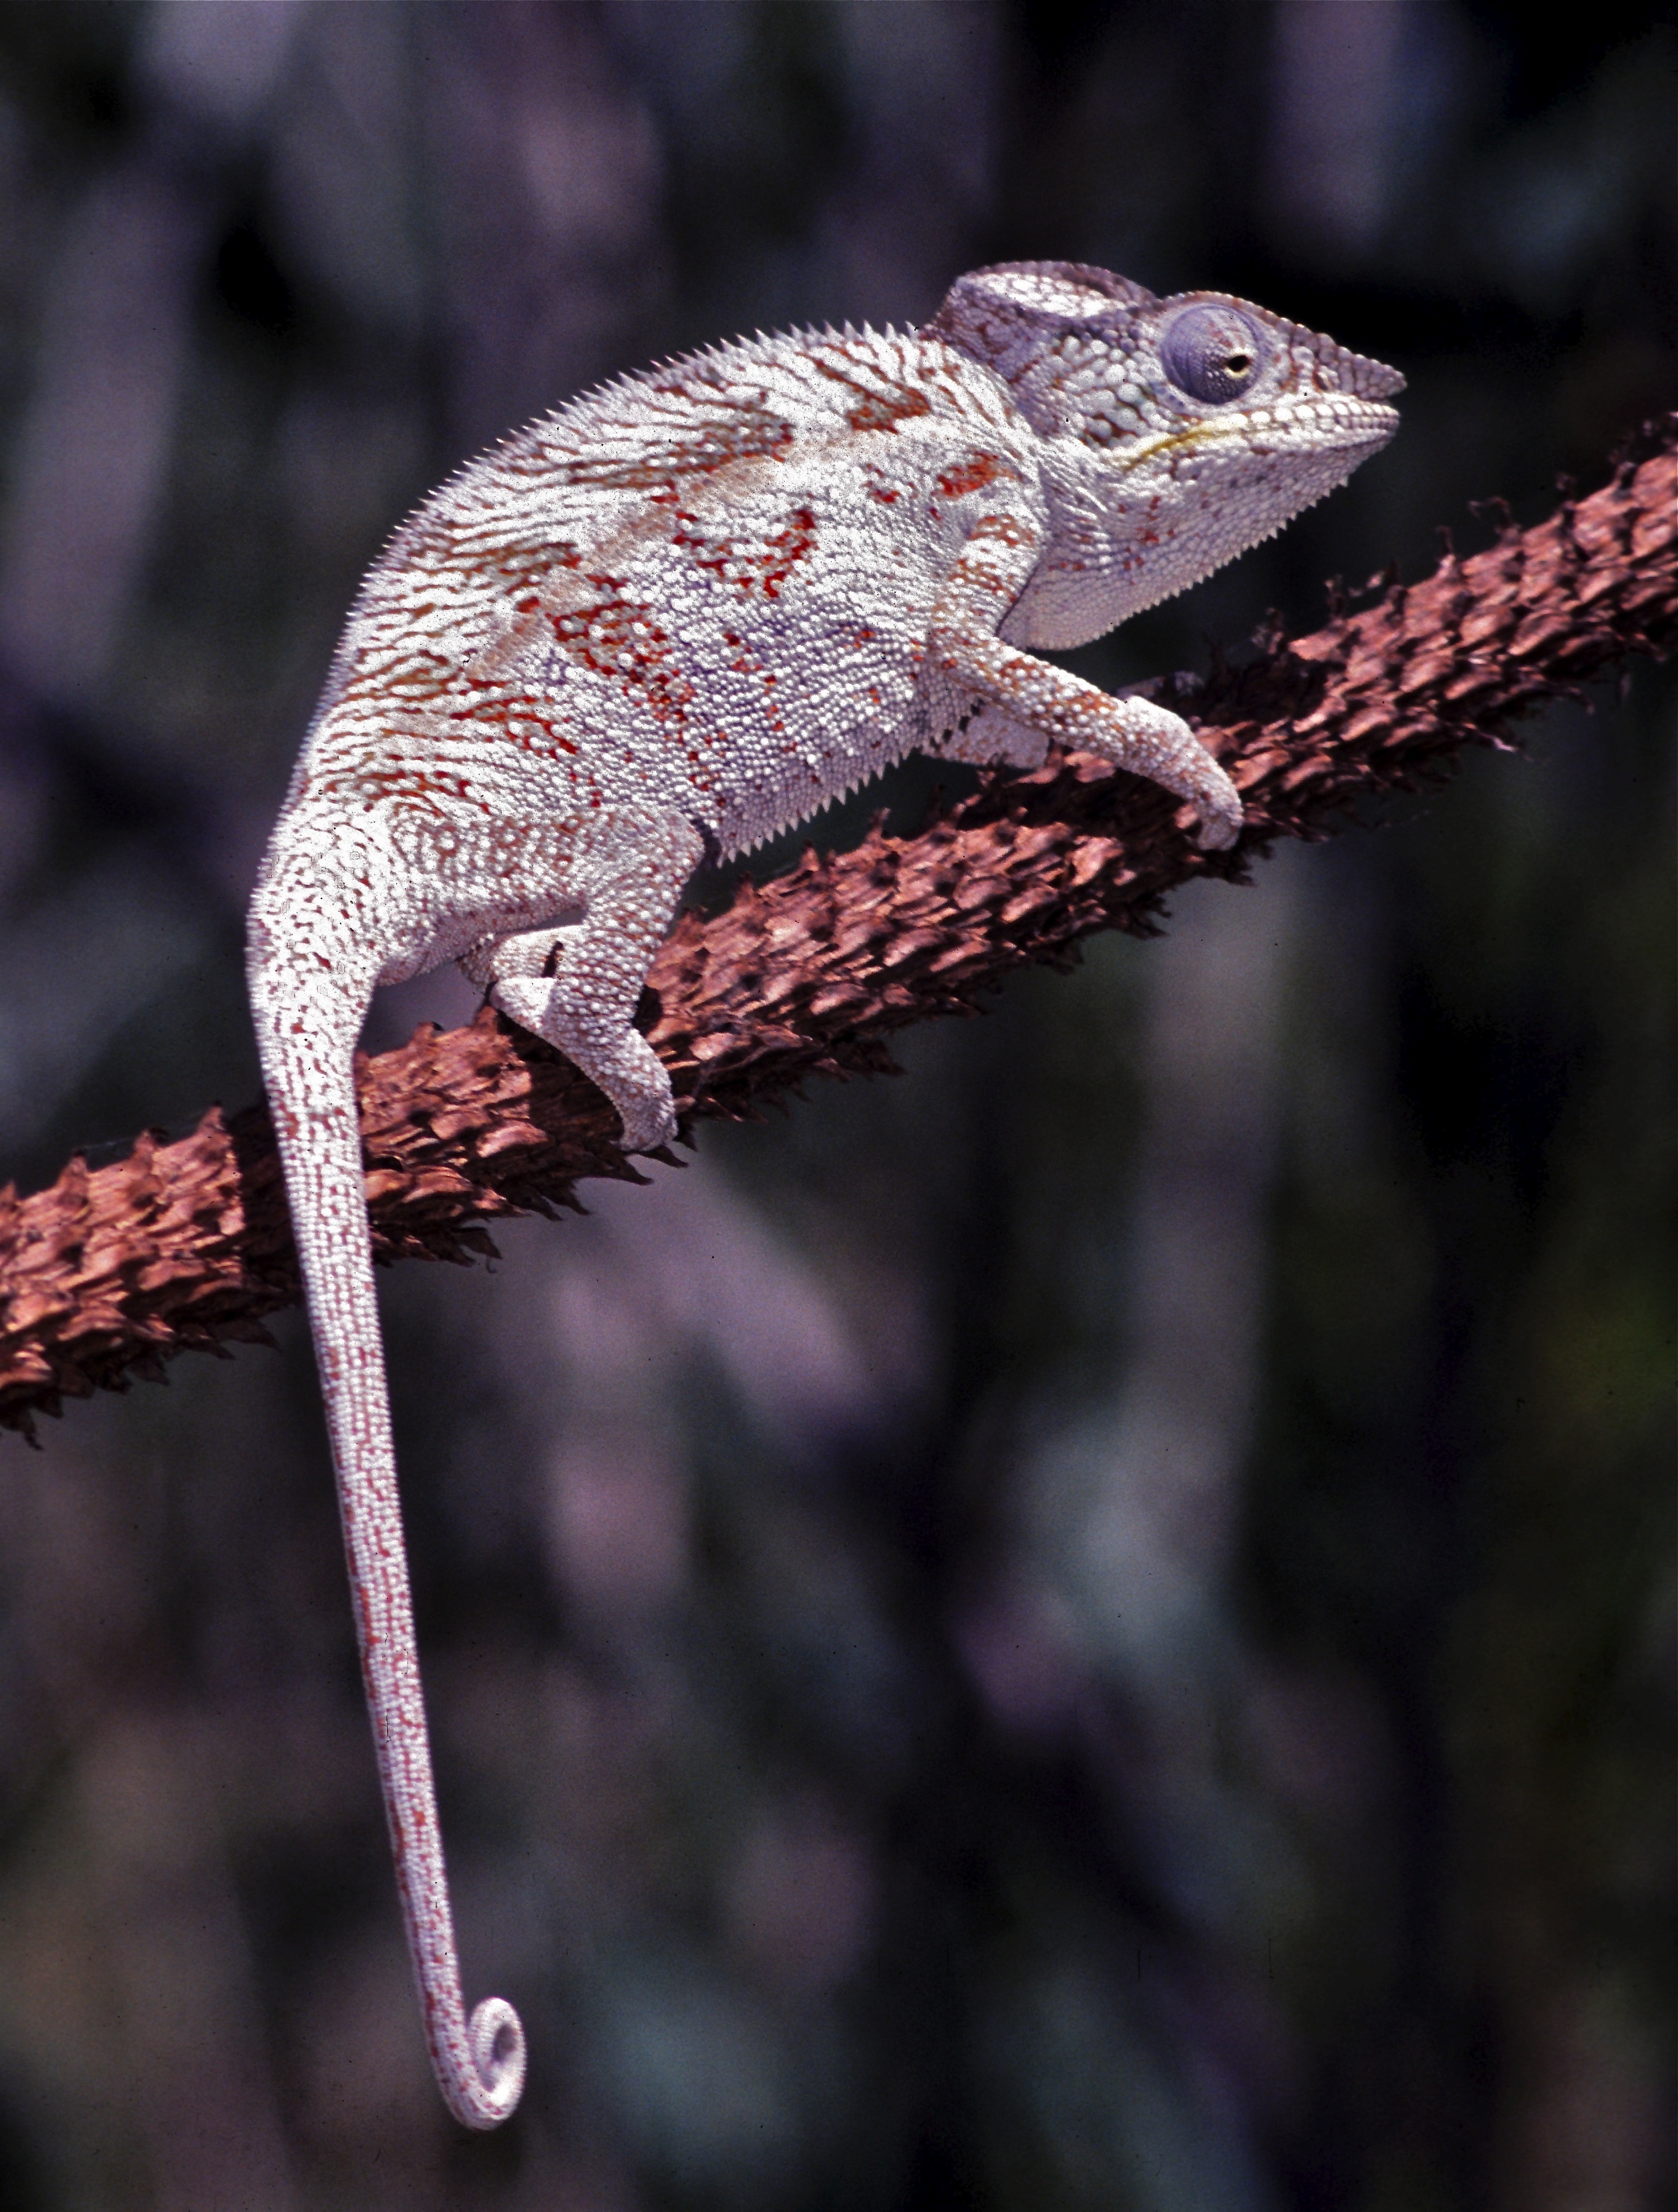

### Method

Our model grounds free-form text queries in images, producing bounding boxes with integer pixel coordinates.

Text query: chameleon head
[929,260,1403,644]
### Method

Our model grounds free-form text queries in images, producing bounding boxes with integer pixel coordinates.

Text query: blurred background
[0,3,1671,2207]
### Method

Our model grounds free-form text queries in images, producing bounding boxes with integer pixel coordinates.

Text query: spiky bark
[1,419,1672,1441]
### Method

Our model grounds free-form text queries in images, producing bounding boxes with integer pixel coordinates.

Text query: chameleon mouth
[1113,399,1401,476]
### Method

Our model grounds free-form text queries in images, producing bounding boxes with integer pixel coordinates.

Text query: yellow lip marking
[1109,403,1397,476]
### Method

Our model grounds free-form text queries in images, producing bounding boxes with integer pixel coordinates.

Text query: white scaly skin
[246,260,1401,2127]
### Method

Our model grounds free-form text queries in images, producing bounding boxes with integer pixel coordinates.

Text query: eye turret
[1160,305,1265,403]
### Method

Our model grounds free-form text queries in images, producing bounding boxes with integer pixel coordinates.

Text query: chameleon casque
[246,260,1401,2127]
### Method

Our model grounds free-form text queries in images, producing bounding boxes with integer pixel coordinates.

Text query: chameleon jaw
[1108,396,1402,479]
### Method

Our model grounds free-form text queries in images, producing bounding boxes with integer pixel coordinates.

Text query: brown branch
[1,419,1673,1439]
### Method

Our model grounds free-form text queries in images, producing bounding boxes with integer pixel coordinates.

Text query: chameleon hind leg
[460,806,705,1153]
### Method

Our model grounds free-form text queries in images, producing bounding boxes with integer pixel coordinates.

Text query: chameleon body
[246,262,1401,2126]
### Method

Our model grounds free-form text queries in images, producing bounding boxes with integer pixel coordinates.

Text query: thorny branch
[1,421,1673,1439]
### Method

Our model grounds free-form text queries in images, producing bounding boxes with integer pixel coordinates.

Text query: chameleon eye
[1160,305,1265,403]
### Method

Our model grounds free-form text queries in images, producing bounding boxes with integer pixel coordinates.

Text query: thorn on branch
[0,420,1672,1435]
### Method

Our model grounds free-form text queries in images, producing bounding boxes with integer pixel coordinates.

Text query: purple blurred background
[0,5,1671,2208]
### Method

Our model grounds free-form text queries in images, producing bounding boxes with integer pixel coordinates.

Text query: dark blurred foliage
[0,5,1671,2209]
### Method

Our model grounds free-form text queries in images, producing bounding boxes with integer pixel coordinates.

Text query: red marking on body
[486,699,580,757]
[675,504,817,598]
[544,590,695,729]
[472,537,585,593]
[967,512,1034,549]
[759,507,816,596]
[349,648,456,713]
[316,759,477,811]
[937,451,1007,500]
[555,398,794,490]
[812,355,933,433]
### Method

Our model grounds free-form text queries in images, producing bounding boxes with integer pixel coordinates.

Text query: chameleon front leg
[924,514,1242,850]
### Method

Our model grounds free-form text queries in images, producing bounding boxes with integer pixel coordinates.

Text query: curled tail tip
[443,1997,527,2129]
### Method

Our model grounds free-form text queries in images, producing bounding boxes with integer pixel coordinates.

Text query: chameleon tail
[250,972,526,2131]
